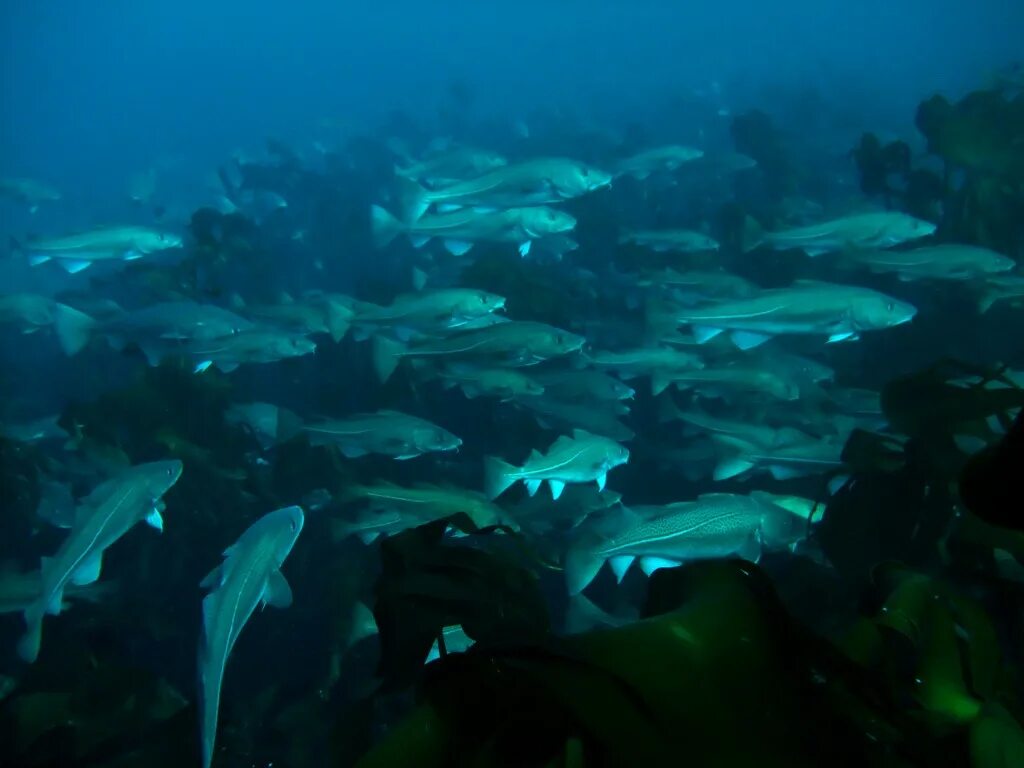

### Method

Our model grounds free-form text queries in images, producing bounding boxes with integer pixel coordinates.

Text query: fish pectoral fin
[737,532,763,563]
[262,570,294,609]
[518,240,532,258]
[827,331,858,344]
[548,479,566,500]
[145,507,164,532]
[70,552,103,585]
[525,479,543,496]
[596,473,607,492]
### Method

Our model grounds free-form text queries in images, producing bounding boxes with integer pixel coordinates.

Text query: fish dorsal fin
[528,448,545,462]
[571,428,596,440]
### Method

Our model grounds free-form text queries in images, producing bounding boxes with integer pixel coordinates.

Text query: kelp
[354,553,1021,767]
[0,652,189,767]
[371,514,551,691]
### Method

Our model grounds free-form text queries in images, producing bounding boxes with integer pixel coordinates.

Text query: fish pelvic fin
[18,612,44,663]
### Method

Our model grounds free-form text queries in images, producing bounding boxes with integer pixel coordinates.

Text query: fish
[709,430,846,482]
[334,481,507,542]
[976,275,1024,313]
[563,492,805,594]
[198,506,304,768]
[0,177,61,212]
[371,321,585,382]
[618,229,720,253]
[224,402,304,449]
[744,212,936,256]
[0,563,113,615]
[530,369,636,402]
[613,145,704,179]
[512,484,623,534]
[0,293,98,355]
[396,157,612,221]
[55,301,256,362]
[652,365,801,401]
[371,204,576,256]
[434,363,546,400]
[668,280,917,349]
[484,429,630,500]
[10,226,184,273]
[0,415,70,446]
[353,288,506,339]
[580,346,704,392]
[186,329,317,373]
[841,244,1015,281]
[514,395,636,442]
[17,460,183,663]
[395,145,508,185]
[231,292,355,342]
[303,410,462,459]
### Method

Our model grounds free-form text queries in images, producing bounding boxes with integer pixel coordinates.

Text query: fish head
[142,231,184,251]
[886,214,936,245]
[416,427,462,453]
[261,505,305,557]
[471,151,509,174]
[519,207,577,237]
[463,290,506,317]
[981,251,1017,274]
[137,459,184,498]
[613,381,637,400]
[607,443,631,468]
[551,161,613,198]
[540,327,586,358]
[851,293,918,330]
[272,334,317,358]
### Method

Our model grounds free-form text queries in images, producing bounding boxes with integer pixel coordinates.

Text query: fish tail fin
[370,204,405,248]
[564,538,604,596]
[18,610,43,663]
[371,335,406,382]
[276,407,305,443]
[483,455,518,500]
[325,298,352,342]
[741,215,765,253]
[644,298,678,335]
[53,303,96,356]
[395,177,430,222]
